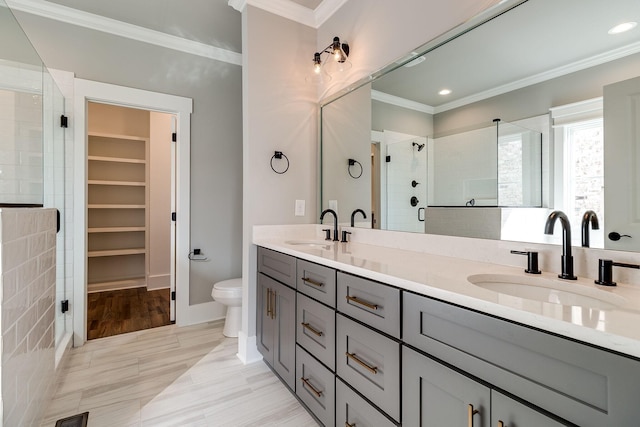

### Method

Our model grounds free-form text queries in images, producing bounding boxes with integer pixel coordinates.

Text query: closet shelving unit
[87,132,149,292]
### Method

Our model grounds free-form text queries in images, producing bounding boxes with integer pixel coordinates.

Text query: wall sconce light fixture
[314,36,351,76]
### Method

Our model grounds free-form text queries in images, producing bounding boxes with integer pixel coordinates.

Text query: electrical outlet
[329,200,338,212]
[295,199,305,216]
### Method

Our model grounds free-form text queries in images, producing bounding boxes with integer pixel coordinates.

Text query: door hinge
[385,155,391,163]
[61,300,69,313]
[60,115,68,128]
[171,212,176,221]
[172,132,177,142]
[171,291,176,301]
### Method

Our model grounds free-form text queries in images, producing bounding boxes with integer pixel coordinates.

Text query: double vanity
[254,225,640,426]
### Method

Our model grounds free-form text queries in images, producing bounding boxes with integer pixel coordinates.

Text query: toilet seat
[212,278,242,298]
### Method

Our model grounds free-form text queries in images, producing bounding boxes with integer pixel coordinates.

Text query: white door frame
[73,79,192,347]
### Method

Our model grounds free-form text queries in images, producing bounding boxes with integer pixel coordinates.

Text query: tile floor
[42,320,318,426]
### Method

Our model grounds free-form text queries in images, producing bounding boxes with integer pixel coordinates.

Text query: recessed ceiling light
[439,89,452,96]
[608,22,637,35]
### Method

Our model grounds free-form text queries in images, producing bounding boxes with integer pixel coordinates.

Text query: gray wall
[372,100,433,136]
[13,9,243,305]
[241,5,317,345]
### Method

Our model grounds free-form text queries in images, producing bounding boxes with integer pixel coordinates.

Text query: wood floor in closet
[87,288,171,340]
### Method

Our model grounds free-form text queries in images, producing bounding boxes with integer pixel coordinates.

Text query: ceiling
[371,0,640,113]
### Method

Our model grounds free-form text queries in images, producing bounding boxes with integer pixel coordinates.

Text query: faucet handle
[510,250,541,274]
[341,230,352,243]
[595,259,640,287]
[322,228,331,241]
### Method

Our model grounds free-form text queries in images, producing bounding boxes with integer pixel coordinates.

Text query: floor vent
[55,412,89,427]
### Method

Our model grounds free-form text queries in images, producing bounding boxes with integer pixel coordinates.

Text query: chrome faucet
[544,210,577,280]
[350,209,367,227]
[581,210,599,248]
[320,209,339,241]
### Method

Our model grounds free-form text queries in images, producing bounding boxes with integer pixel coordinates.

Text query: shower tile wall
[386,137,427,232]
[1,208,57,426]
[0,62,44,205]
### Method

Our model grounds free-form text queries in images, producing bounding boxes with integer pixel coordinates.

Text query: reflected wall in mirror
[321,0,640,251]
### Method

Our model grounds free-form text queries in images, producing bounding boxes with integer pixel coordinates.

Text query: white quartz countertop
[254,236,640,360]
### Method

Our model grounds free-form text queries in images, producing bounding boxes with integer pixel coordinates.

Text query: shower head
[412,142,425,152]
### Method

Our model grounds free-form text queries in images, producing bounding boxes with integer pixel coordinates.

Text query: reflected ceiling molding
[229,0,347,28]
[5,0,243,66]
[371,90,434,114]
[435,40,640,114]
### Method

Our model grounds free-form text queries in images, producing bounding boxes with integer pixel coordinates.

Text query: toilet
[211,278,242,337]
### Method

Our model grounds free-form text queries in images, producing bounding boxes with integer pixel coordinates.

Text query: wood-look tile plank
[42,321,318,427]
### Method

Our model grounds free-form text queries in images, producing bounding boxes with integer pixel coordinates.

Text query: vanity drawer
[336,314,400,422]
[257,247,296,288]
[296,293,336,371]
[403,292,640,427]
[296,345,335,427]
[336,378,397,427]
[297,259,336,308]
[336,271,400,338]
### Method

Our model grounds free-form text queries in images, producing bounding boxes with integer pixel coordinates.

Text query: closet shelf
[88,227,146,233]
[88,248,146,257]
[88,155,146,164]
[88,131,148,142]
[88,180,146,186]
[88,204,146,209]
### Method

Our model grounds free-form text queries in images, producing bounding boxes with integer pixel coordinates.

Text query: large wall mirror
[321,0,640,252]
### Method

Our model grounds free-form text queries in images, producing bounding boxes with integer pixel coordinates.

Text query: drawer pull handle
[345,423,356,427]
[498,422,505,427]
[301,322,323,337]
[300,377,323,397]
[345,352,378,374]
[468,404,479,427]
[302,277,324,287]
[346,295,378,310]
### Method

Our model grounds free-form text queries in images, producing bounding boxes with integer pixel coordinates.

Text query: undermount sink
[467,273,626,309]
[284,239,334,248]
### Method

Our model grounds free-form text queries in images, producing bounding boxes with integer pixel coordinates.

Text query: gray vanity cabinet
[297,259,336,308]
[404,292,640,426]
[256,272,296,390]
[336,313,401,422]
[335,378,397,427]
[296,292,335,370]
[336,272,401,338]
[296,345,336,427]
[492,391,565,427]
[403,346,491,426]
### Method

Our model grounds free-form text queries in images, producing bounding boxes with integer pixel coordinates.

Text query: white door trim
[73,78,193,347]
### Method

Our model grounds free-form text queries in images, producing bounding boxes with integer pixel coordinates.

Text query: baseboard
[236,330,263,365]
[176,300,226,327]
[147,274,170,290]
[55,332,73,370]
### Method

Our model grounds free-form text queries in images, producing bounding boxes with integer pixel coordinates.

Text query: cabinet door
[336,378,396,427]
[273,280,296,390]
[256,273,276,364]
[403,346,490,426]
[492,391,566,427]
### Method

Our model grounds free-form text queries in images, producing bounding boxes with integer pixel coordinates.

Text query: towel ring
[348,158,363,179]
[270,151,290,174]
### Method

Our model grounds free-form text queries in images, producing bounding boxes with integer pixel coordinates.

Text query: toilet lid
[214,278,242,290]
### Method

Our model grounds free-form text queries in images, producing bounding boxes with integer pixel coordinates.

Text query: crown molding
[371,90,434,114]
[231,0,347,28]
[228,0,247,13]
[314,0,349,27]
[434,40,640,114]
[5,0,242,66]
